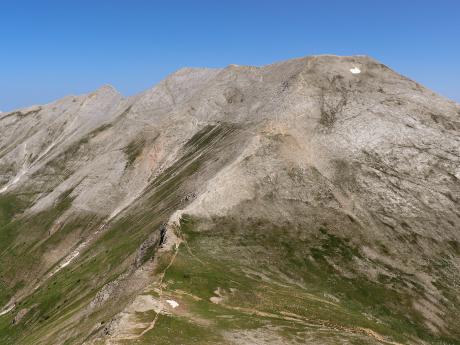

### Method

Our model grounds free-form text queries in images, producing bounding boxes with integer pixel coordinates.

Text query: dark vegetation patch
[319,75,349,128]
[310,227,362,262]
[123,137,146,168]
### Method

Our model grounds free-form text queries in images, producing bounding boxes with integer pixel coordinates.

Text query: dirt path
[214,303,403,345]
[134,241,181,338]
[104,228,183,343]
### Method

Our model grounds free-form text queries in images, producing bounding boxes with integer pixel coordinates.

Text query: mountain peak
[0,55,459,345]
[93,84,120,96]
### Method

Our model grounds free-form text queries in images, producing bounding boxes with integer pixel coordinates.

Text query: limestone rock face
[0,55,459,345]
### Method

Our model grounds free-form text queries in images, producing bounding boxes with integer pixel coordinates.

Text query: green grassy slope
[126,215,460,345]
[0,123,248,344]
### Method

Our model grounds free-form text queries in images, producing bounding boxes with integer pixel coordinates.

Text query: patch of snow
[166,299,179,309]
[47,221,110,281]
[0,304,14,316]
[36,225,108,291]
[350,67,361,74]
[59,250,80,268]
[210,288,224,304]
[210,296,223,304]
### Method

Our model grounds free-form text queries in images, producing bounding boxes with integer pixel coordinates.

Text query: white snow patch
[0,304,14,316]
[166,299,179,309]
[350,67,361,74]
[59,250,80,268]
[34,222,110,292]
[48,221,110,280]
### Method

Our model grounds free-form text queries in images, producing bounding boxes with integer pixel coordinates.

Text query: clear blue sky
[1,0,459,111]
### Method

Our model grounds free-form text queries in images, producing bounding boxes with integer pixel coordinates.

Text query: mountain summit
[0,55,459,345]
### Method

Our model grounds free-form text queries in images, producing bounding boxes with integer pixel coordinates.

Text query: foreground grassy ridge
[126,216,378,344]
[129,215,460,345]
[0,123,247,344]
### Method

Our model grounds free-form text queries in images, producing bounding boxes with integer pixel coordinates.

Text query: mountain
[0,55,459,345]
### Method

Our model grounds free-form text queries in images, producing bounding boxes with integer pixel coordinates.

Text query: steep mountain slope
[0,55,459,345]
